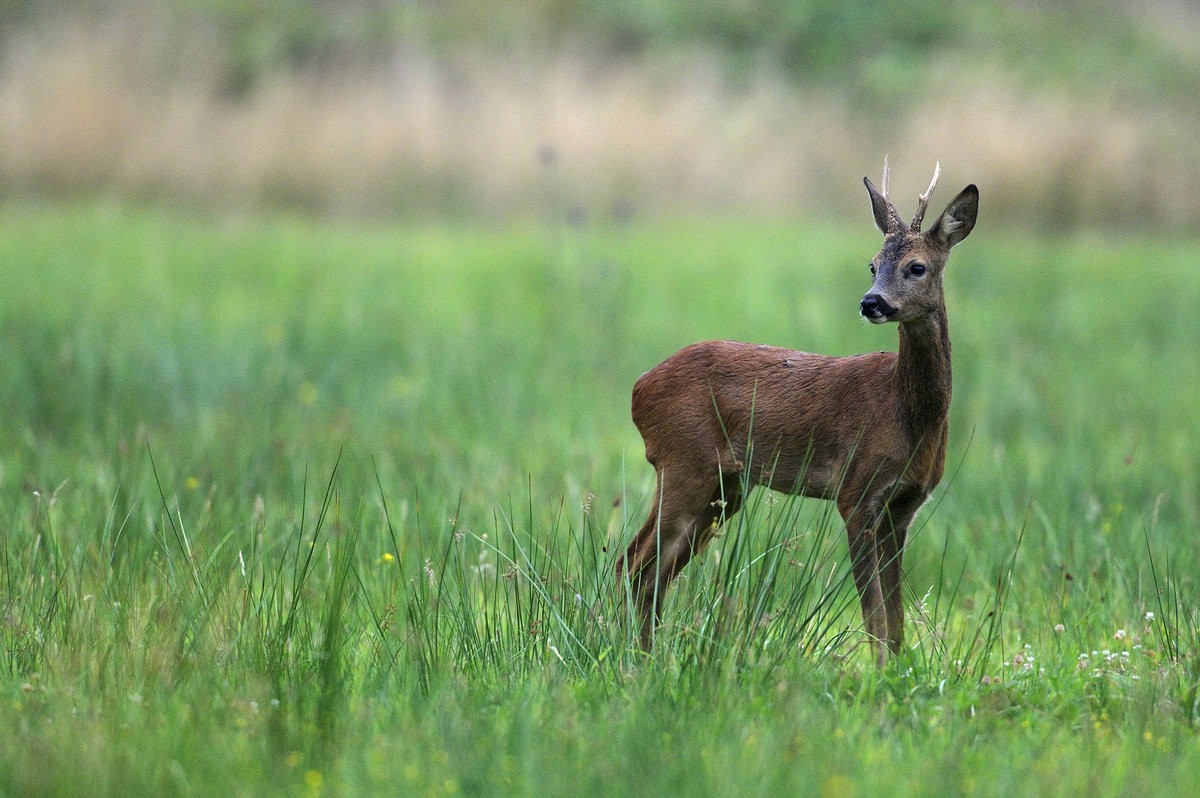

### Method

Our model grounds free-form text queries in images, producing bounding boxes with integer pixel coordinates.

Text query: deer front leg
[840,497,889,668]
[876,489,926,655]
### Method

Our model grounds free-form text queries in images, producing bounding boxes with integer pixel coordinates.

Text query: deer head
[861,159,979,324]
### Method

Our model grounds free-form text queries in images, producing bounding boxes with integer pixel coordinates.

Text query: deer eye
[908,263,926,277]
[869,263,876,276]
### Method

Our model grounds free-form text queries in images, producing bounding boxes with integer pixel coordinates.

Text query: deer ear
[863,176,892,234]
[928,185,978,249]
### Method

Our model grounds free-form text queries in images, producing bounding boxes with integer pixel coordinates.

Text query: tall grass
[2,199,1200,794]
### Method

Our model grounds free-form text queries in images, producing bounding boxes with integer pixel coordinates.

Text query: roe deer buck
[618,161,978,666]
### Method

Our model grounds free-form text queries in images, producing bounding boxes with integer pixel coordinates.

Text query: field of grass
[2,199,1199,795]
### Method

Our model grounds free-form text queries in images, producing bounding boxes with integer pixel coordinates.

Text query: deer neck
[895,306,952,438]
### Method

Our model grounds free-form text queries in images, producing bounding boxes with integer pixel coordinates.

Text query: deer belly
[748,449,841,500]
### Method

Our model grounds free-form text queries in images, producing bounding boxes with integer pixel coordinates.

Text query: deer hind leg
[838,493,889,668]
[619,466,744,649]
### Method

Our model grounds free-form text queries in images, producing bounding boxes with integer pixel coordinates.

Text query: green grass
[2,199,1199,796]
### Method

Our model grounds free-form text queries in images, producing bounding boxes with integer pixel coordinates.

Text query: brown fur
[618,171,979,666]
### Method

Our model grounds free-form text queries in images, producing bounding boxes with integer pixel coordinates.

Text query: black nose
[860,294,885,318]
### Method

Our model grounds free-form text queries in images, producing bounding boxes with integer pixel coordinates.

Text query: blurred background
[2,0,1198,230]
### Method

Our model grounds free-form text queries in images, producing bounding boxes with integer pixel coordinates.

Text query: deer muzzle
[860,293,898,323]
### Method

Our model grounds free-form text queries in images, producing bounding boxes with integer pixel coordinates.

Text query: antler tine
[910,161,941,232]
[875,155,905,234]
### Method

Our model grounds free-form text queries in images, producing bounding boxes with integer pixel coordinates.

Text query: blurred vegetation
[1,0,1198,226]
[0,0,1165,89]
[4,0,1190,100]
[567,0,1197,101]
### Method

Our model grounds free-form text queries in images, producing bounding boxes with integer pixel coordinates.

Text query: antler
[909,161,941,232]
[876,155,906,234]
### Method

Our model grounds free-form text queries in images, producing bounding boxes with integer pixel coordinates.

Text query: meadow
[2,197,1200,796]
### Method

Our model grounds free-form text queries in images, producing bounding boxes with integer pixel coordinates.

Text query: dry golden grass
[1,8,1197,227]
